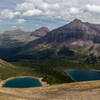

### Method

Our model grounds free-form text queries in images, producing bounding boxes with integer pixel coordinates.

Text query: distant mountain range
[0,27,49,48]
[1,19,100,61]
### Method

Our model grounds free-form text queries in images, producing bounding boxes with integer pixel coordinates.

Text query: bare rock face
[31,27,50,37]
[21,19,100,57]
[27,19,100,48]
[41,19,100,43]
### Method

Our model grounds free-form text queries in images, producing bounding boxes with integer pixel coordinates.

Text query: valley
[1,0,100,99]
[0,19,100,99]
[1,19,100,85]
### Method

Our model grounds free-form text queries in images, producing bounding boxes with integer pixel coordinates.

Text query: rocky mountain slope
[15,19,100,59]
[31,27,50,37]
[0,80,100,100]
[1,19,100,61]
[28,19,100,47]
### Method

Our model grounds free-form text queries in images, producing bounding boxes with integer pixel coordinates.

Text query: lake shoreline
[0,76,49,88]
[66,71,76,82]
[65,69,100,82]
[66,70,100,82]
[66,68,100,72]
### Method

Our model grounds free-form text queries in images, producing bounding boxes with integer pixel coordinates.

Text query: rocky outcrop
[31,27,50,37]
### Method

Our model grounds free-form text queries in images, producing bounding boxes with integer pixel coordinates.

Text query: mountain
[1,19,100,61]
[85,22,100,33]
[28,19,100,46]
[31,27,50,37]
[24,19,100,56]
[0,27,49,48]
[0,29,39,48]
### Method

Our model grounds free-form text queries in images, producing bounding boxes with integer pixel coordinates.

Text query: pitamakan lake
[3,77,42,88]
[67,70,100,82]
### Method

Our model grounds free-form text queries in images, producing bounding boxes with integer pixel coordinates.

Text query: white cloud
[15,0,81,19]
[70,8,79,14]
[38,2,60,11]
[44,11,55,16]
[1,0,100,24]
[16,19,25,24]
[21,0,100,23]
[23,9,42,16]
[16,2,34,11]
[16,0,59,15]
[0,9,21,19]
[24,0,59,10]
[86,4,100,13]
[0,19,2,22]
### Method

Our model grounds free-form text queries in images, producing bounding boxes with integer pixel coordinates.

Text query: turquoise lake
[3,77,42,88]
[67,70,100,82]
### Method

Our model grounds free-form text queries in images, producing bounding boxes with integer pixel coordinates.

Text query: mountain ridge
[21,19,100,58]
[1,19,100,60]
[27,19,100,47]
[0,27,49,48]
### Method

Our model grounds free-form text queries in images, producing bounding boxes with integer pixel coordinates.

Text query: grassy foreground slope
[0,80,100,100]
[0,59,36,80]
[11,55,100,85]
[0,58,73,84]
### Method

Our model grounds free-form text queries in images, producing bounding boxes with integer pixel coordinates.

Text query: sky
[0,0,100,33]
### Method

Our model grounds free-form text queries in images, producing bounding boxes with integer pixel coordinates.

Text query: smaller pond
[67,70,100,82]
[3,77,42,88]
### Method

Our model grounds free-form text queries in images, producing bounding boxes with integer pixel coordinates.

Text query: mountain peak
[72,19,82,23]
[39,27,49,30]
[68,19,83,26]
[66,18,86,29]
[31,27,50,37]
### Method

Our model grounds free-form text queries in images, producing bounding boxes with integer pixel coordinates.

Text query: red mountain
[31,27,50,37]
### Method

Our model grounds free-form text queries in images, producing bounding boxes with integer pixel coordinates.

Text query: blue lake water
[3,77,42,88]
[67,70,100,82]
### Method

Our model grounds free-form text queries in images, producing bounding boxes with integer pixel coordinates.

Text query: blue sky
[0,0,100,33]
